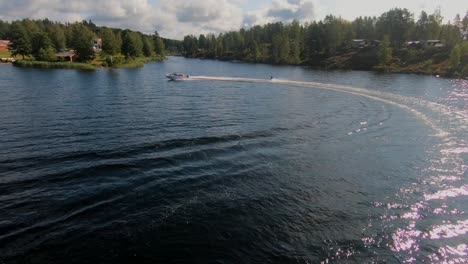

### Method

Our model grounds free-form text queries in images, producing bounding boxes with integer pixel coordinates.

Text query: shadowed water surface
[0,57,466,263]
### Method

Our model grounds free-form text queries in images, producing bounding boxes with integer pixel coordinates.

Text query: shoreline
[180,56,465,79]
[11,56,166,70]
[7,56,466,79]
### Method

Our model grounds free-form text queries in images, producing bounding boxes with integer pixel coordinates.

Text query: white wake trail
[191,75,468,262]
[190,75,467,138]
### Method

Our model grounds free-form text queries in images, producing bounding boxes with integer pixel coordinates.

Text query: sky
[0,0,466,39]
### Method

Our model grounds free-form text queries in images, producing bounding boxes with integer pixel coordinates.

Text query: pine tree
[449,44,461,69]
[376,8,414,47]
[31,32,55,60]
[122,31,143,58]
[247,41,259,61]
[9,23,31,59]
[463,12,468,31]
[70,23,95,61]
[101,28,120,55]
[142,36,154,57]
[379,35,392,66]
[153,32,165,56]
[416,11,430,40]
[46,24,66,51]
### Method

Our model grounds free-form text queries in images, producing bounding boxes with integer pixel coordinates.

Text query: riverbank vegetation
[0,19,166,69]
[13,60,96,70]
[173,8,468,78]
[0,50,11,57]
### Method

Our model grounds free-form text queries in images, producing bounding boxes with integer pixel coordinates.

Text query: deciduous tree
[121,31,143,57]
[379,35,392,66]
[8,22,31,59]
[153,32,165,56]
[31,32,55,60]
[449,44,461,69]
[101,28,120,55]
[70,23,95,61]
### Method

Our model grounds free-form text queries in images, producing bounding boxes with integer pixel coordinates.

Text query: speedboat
[165,72,190,81]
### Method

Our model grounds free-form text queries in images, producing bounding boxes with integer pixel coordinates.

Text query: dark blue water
[0,58,466,263]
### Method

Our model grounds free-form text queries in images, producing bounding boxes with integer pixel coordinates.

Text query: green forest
[0,19,166,69]
[175,8,468,77]
[1,8,467,76]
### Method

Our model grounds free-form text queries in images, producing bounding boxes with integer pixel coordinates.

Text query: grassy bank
[91,54,166,68]
[109,55,166,68]
[111,57,147,69]
[12,55,166,70]
[311,46,467,78]
[13,60,96,70]
[0,50,12,57]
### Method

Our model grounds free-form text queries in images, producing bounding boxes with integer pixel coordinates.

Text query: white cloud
[0,0,156,31]
[0,0,464,39]
[0,0,244,39]
[243,0,317,27]
[157,0,243,37]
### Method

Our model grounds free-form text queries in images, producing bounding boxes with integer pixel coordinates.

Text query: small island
[0,19,166,70]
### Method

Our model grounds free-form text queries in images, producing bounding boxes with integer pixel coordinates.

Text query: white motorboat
[165,72,190,81]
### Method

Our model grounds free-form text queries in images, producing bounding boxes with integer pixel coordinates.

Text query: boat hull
[166,73,189,81]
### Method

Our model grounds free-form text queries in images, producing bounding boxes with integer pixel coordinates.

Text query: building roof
[56,50,75,57]
[0,40,10,51]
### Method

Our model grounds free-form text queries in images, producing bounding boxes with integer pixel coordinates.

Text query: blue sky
[0,0,466,39]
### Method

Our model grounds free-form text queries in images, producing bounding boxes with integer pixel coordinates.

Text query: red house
[0,40,10,51]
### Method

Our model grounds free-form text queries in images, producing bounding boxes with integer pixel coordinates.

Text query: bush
[13,60,96,70]
[423,46,447,58]
[460,42,468,65]
[117,57,145,68]
[431,52,448,64]
[449,45,461,69]
[350,49,379,70]
[403,49,423,64]
[423,59,433,68]
[37,47,57,61]
[461,65,468,78]
[105,54,125,66]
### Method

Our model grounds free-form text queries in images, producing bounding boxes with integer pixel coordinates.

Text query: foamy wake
[190,75,468,263]
[191,75,466,137]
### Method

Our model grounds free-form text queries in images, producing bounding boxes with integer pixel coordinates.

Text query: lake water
[0,57,466,263]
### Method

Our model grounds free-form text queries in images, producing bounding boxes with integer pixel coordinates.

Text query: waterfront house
[405,41,422,49]
[56,50,75,62]
[369,40,381,47]
[0,40,10,51]
[351,39,366,49]
[351,39,381,49]
[424,40,444,48]
[93,38,102,52]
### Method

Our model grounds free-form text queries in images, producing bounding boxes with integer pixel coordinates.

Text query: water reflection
[362,83,467,262]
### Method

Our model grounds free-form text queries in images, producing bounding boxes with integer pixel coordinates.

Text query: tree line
[0,19,165,65]
[175,8,468,75]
